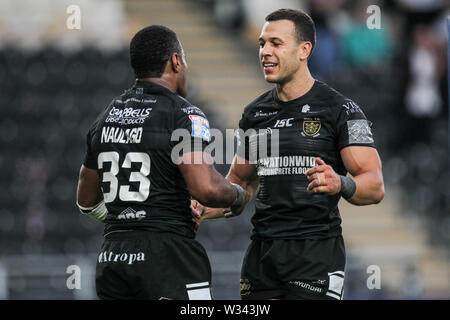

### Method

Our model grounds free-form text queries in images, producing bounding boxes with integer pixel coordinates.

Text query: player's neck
[275,68,315,102]
[137,75,177,94]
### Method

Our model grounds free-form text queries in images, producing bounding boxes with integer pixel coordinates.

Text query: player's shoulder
[313,80,361,112]
[145,86,186,112]
[172,95,208,119]
[313,80,347,105]
[242,89,275,116]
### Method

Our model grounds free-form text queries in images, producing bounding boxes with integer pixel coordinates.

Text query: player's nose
[260,44,272,58]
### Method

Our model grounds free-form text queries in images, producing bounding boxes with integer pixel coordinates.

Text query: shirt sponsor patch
[189,115,210,142]
[106,106,152,125]
[257,155,316,176]
[347,119,374,144]
[342,101,363,115]
[182,106,206,117]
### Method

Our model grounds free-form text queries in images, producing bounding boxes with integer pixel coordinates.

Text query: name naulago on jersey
[101,126,143,144]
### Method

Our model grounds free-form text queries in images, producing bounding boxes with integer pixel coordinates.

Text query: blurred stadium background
[0,0,449,299]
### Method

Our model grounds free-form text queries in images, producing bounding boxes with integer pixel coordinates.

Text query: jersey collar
[132,80,175,95]
[272,80,318,106]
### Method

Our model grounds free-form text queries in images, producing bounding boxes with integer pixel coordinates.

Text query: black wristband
[230,183,245,210]
[339,175,356,199]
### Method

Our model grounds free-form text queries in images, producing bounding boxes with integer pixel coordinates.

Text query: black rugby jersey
[83,81,211,238]
[238,80,376,239]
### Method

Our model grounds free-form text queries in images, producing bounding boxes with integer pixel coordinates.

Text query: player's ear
[170,52,182,73]
[298,41,312,61]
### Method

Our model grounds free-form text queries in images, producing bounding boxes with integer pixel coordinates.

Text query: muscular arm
[340,146,384,205]
[76,165,109,222]
[226,155,259,199]
[76,165,103,207]
[306,146,384,205]
[178,151,239,208]
[199,154,259,220]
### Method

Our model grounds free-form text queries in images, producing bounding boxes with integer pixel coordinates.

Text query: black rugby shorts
[240,236,346,300]
[96,230,212,300]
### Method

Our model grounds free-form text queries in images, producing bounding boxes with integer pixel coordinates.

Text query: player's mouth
[262,62,278,73]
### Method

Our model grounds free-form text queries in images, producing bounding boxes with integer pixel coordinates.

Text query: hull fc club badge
[302,120,321,137]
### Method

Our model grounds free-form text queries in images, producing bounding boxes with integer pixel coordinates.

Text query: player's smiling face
[259,20,304,84]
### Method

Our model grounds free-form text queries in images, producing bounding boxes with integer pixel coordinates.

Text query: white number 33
[98,151,151,203]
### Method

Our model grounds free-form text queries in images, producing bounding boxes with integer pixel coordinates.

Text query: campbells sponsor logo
[98,251,145,264]
[105,106,152,125]
[289,280,323,293]
[101,126,143,144]
[257,155,316,176]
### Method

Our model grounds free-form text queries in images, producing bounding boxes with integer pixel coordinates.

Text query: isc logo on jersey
[189,115,210,142]
[274,118,293,128]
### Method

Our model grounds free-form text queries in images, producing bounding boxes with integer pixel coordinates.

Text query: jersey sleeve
[173,105,211,154]
[335,99,376,150]
[83,126,97,169]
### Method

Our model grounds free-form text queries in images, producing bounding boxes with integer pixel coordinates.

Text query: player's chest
[247,105,336,151]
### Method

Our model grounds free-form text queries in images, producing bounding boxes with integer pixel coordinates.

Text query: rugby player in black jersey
[192,9,385,300]
[76,25,248,300]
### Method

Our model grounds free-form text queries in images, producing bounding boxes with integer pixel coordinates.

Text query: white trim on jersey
[186,281,209,289]
[327,271,345,300]
[186,281,212,300]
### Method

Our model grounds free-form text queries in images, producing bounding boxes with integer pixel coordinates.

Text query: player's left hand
[191,200,204,219]
[306,158,341,195]
[191,200,204,230]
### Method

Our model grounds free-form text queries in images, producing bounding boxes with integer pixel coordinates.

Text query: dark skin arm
[76,165,103,207]
[178,151,248,210]
[191,154,258,221]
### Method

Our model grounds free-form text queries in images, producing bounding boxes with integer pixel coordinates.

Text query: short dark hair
[266,8,316,57]
[130,25,182,78]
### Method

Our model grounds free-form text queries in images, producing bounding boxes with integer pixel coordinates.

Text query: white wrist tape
[77,200,108,222]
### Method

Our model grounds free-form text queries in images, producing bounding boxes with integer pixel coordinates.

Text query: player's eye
[259,42,265,48]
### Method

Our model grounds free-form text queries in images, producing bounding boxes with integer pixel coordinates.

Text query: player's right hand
[225,189,250,218]
[306,157,341,195]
